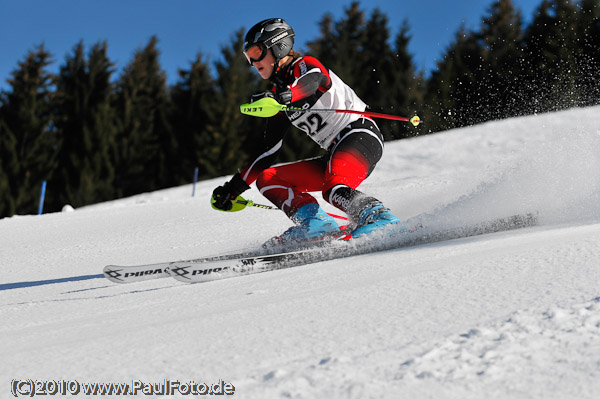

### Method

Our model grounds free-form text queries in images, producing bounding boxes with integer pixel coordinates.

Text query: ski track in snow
[1,106,600,398]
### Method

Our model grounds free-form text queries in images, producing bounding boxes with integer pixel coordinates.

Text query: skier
[211,18,400,242]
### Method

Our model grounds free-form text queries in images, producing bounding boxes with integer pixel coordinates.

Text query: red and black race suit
[239,56,383,218]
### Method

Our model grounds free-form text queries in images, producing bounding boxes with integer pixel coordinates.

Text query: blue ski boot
[350,203,401,238]
[277,203,341,244]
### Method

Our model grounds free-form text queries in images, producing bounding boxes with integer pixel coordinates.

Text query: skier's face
[251,49,276,80]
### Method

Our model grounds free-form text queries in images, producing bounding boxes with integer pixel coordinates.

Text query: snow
[1,106,600,398]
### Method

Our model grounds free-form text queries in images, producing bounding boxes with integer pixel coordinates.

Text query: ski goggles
[244,43,268,64]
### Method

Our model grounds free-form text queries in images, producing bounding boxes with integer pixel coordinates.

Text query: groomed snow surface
[1,106,600,398]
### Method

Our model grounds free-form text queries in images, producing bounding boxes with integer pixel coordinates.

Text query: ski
[168,245,346,283]
[103,262,172,284]
[103,212,538,284]
[168,212,538,284]
[101,243,324,284]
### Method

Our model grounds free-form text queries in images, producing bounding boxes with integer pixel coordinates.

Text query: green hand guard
[211,195,249,212]
[240,97,288,118]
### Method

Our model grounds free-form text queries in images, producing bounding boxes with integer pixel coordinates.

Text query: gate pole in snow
[192,167,199,197]
[38,181,47,215]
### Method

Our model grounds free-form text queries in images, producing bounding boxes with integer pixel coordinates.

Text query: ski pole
[211,195,349,221]
[234,198,277,210]
[235,198,350,221]
[240,97,421,126]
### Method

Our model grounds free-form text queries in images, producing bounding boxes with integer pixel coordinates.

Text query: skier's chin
[257,66,271,79]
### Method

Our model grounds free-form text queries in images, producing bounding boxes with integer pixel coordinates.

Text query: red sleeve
[288,56,332,102]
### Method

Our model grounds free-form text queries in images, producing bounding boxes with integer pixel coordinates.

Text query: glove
[211,173,250,211]
[249,90,275,103]
[276,87,292,105]
[250,89,292,105]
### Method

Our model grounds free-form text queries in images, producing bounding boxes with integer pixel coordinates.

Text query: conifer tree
[50,41,117,210]
[477,0,525,120]
[113,36,174,197]
[575,0,600,106]
[0,119,18,216]
[388,20,425,139]
[307,2,366,87]
[524,0,579,112]
[357,9,395,115]
[0,46,57,216]
[357,12,423,140]
[333,2,366,88]
[170,54,220,181]
[425,25,484,131]
[309,5,423,140]
[305,14,337,70]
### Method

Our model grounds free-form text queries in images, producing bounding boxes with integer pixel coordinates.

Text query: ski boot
[350,203,401,238]
[269,203,341,246]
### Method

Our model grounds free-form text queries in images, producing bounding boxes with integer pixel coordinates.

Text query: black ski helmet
[243,18,295,62]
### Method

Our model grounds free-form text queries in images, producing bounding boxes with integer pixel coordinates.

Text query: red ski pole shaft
[298,108,421,125]
[334,109,409,122]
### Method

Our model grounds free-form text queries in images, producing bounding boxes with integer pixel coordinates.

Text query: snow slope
[1,106,600,398]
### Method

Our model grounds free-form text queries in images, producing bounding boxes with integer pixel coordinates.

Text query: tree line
[1,0,598,218]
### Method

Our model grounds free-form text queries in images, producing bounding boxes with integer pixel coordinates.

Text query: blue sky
[0,0,543,91]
